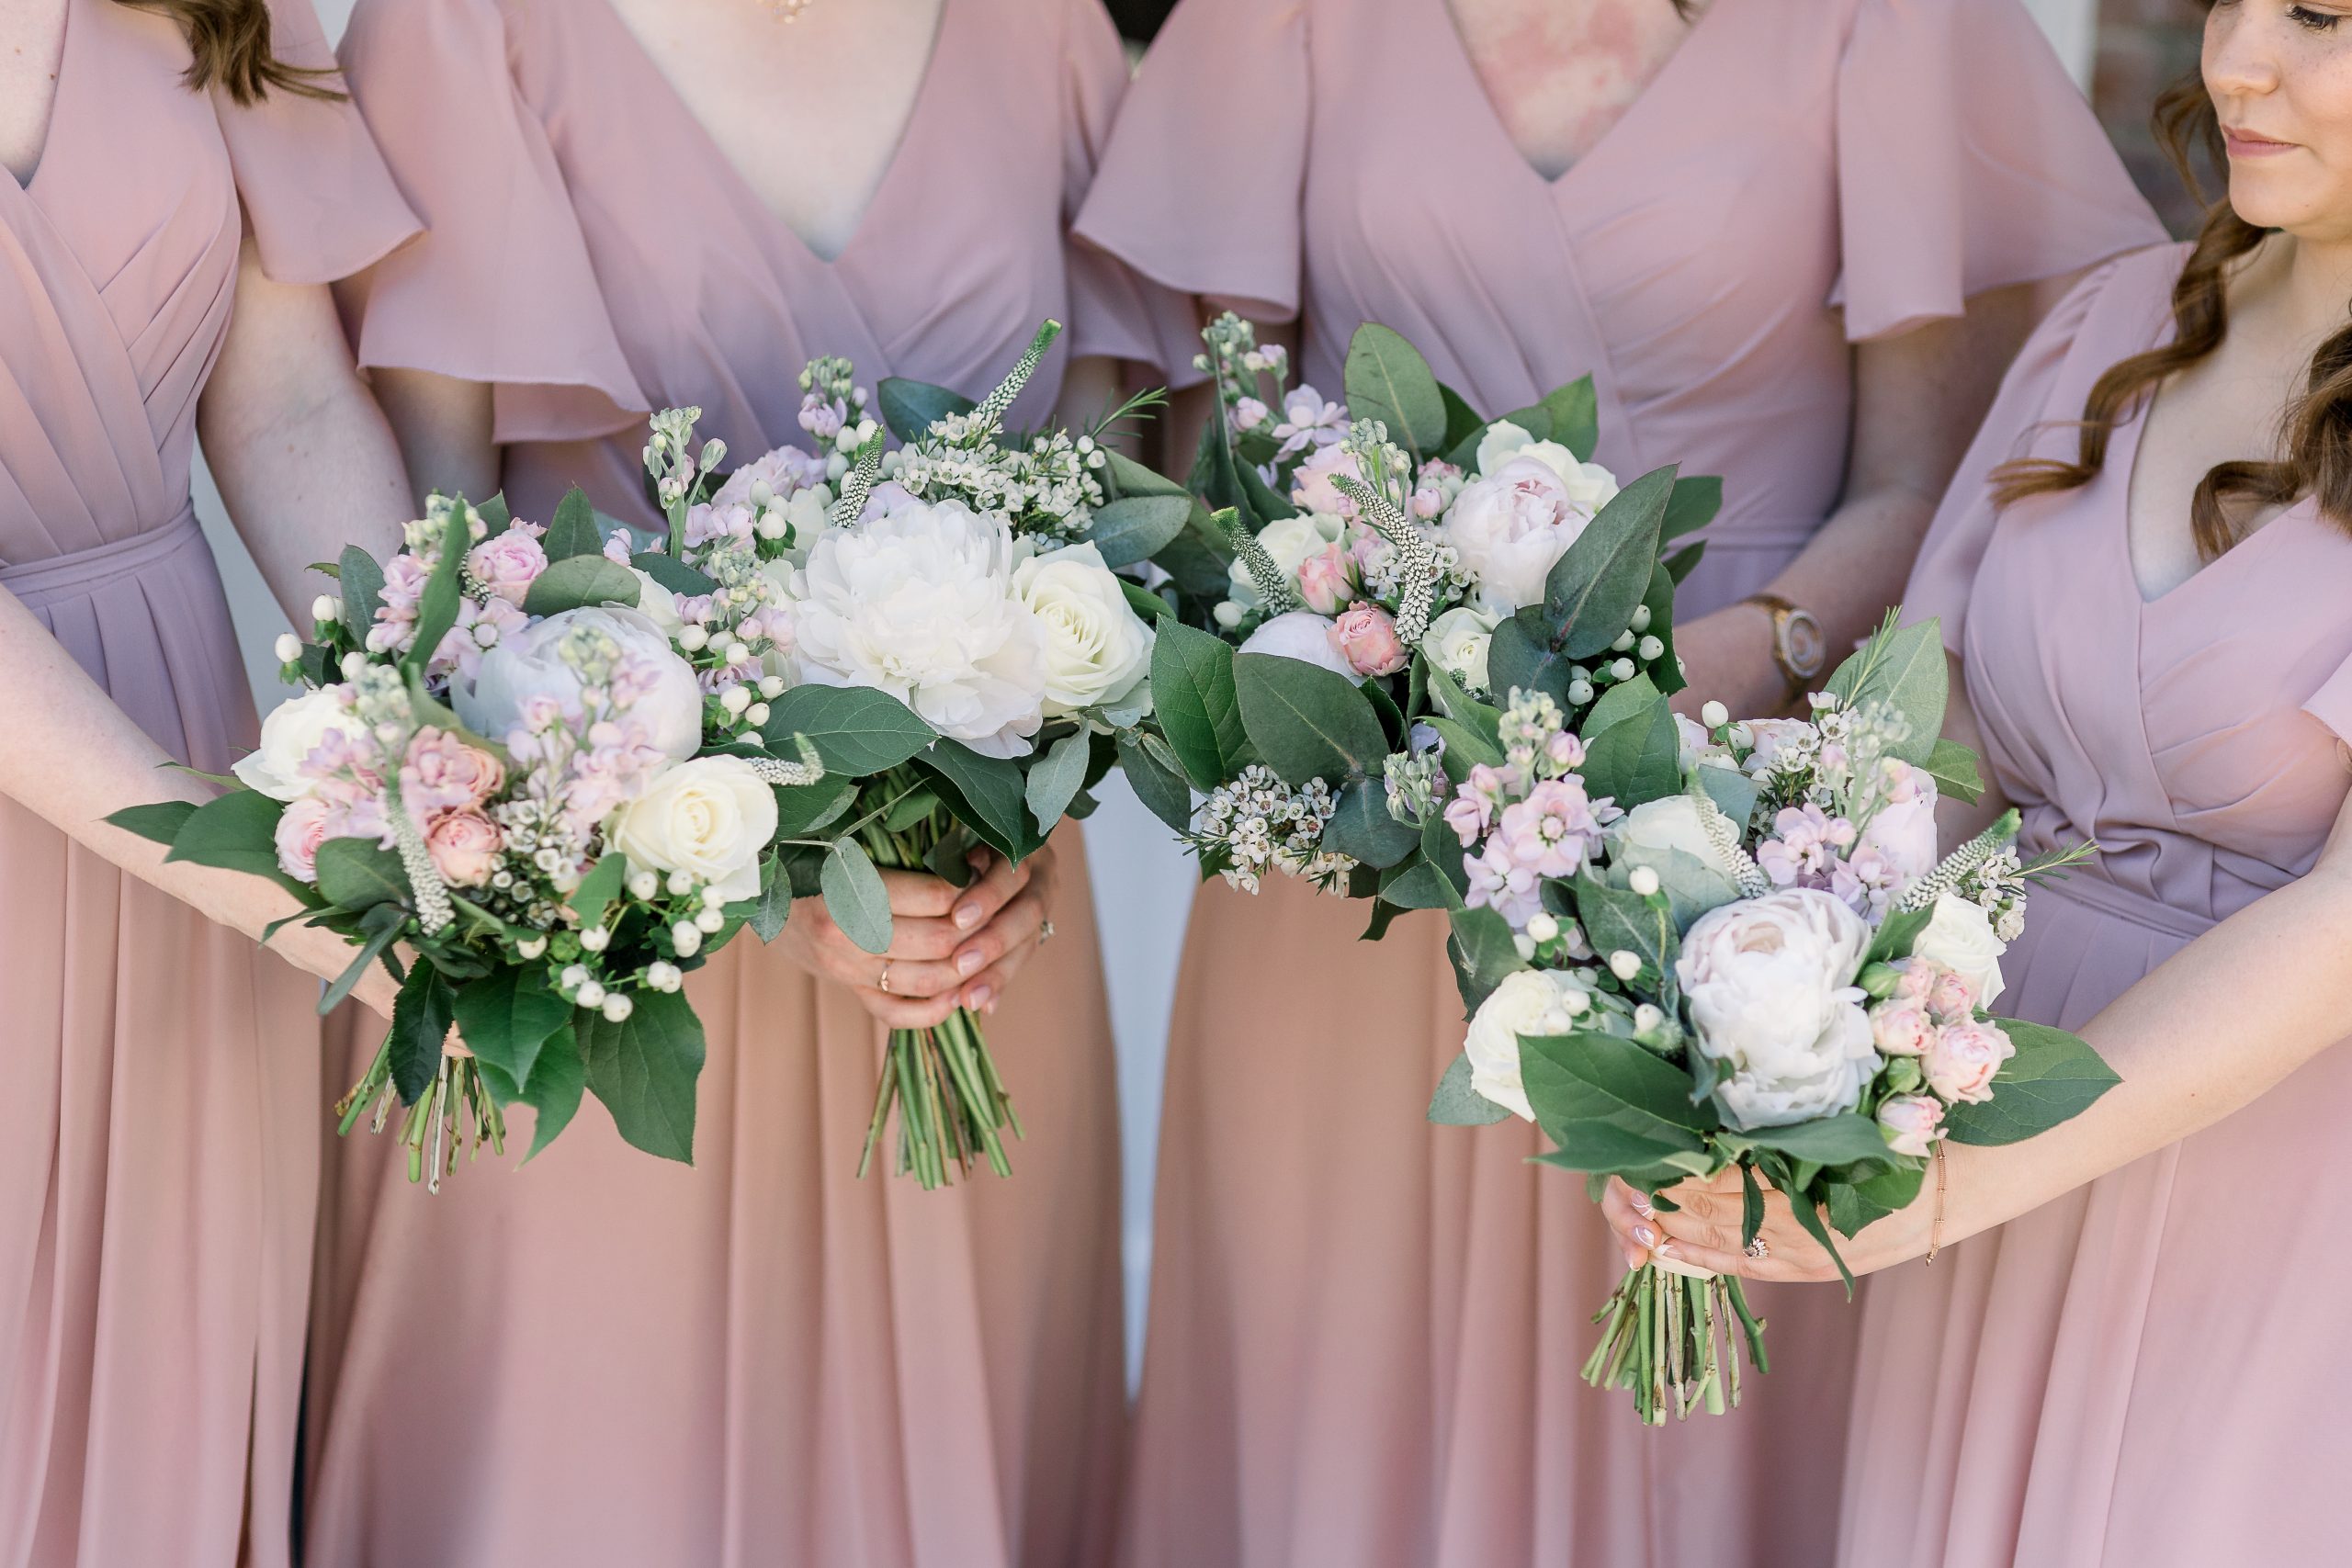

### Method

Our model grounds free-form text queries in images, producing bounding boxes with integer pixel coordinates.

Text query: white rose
[234,685,369,801]
[605,755,778,903]
[787,498,1047,758]
[1463,968,1592,1121]
[453,605,706,761]
[1238,609,1363,686]
[1911,892,2008,1012]
[1442,457,1600,615]
[1422,604,1498,693]
[1227,513,1341,605]
[1611,795,1749,897]
[1678,887,1881,1130]
[1012,540,1154,718]
[1476,421,1622,513]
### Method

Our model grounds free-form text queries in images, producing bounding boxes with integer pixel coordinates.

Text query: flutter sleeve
[1831,0,2166,344]
[334,0,647,445]
[1059,0,1204,378]
[1903,254,2132,655]
[210,0,420,285]
[1071,0,1308,361]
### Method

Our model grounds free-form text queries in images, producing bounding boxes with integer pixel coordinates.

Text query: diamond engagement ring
[877,962,893,995]
[1745,1236,1770,1261]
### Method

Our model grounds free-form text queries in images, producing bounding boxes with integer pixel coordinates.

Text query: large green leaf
[521,556,641,618]
[1487,613,1575,706]
[312,838,412,910]
[727,853,797,944]
[162,788,292,887]
[543,487,605,559]
[876,378,976,442]
[1428,1052,1514,1126]
[387,964,457,1104]
[771,776,858,839]
[1445,906,1528,1017]
[1824,617,1947,765]
[1320,777,1419,868]
[1343,324,1448,464]
[1425,716,1503,775]
[1658,475,1724,543]
[566,852,628,930]
[1734,1113,1901,1170]
[1694,766,1762,832]
[1436,382,1486,454]
[632,551,719,598]
[1150,622,1250,789]
[1639,560,1685,696]
[1520,1029,1715,1173]
[1379,859,1461,911]
[401,515,469,679]
[1924,738,1985,805]
[1578,671,1662,741]
[1543,465,1675,660]
[1117,735,1195,835]
[578,988,706,1163]
[337,545,387,645]
[1576,872,1679,991]
[761,684,936,774]
[1579,692,1683,809]
[1234,652,1390,788]
[1103,447,1192,501]
[105,798,199,848]
[481,1021,585,1162]
[1024,731,1093,831]
[1085,494,1194,570]
[1941,1020,2121,1146]
[1541,375,1600,462]
[1824,1160,1928,1239]
[918,741,1039,861]
[453,965,573,1093]
[820,839,893,955]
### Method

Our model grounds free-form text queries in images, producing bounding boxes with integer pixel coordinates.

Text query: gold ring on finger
[877,961,893,995]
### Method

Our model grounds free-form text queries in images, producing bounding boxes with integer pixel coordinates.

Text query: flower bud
[695,907,726,933]
[677,626,709,652]
[341,651,370,680]
[560,964,589,988]
[1634,1003,1666,1034]
[578,927,610,953]
[628,870,662,900]
[311,594,342,626]
[758,675,786,699]
[1637,636,1664,662]
[700,886,730,908]
[1608,950,1643,981]
[273,633,303,664]
[1212,601,1244,630]
[575,980,607,1010]
[1560,987,1590,1015]
[672,921,703,956]
[721,641,751,667]
[1526,912,1560,944]
[1567,680,1595,706]
[600,992,635,1023]
[719,685,752,716]
[1611,630,1636,654]
[1514,934,1538,961]
[515,934,548,960]
[1701,700,1729,730]
[745,703,771,728]
[1630,605,1653,633]
[1858,961,1904,1000]
[667,870,695,896]
[1628,866,1661,898]
[756,510,789,541]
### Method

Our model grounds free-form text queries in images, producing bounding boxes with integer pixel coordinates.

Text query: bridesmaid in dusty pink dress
[1612,10,2352,1563]
[1074,1,2164,1563]
[303,3,1191,1565]
[0,2,418,1562]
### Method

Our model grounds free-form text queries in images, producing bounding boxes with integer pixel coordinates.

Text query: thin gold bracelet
[1925,1141,1948,1265]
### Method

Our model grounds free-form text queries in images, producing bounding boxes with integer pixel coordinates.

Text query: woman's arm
[1608,778,2352,1281]
[201,243,415,616]
[1672,282,2049,720]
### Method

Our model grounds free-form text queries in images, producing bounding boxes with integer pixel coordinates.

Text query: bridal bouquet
[1122,316,1720,930]
[1429,616,2121,1424]
[635,321,1169,1187]
[107,485,827,1189]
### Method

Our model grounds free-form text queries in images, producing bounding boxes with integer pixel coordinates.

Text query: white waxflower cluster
[888,427,1108,545]
[1187,765,1354,895]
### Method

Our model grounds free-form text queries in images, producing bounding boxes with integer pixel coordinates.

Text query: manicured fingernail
[956,949,985,976]
[1633,1224,1657,1248]
[968,985,995,1010]
[955,903,984,930]
[1656,1241,1678,1259]
[1633,1193,1655,1217]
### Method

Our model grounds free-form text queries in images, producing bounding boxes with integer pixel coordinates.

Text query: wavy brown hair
[111,0,342,106]
[1992,72,2352,558]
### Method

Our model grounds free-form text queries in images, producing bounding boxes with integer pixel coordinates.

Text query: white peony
[1239,609,1364,686]
[1476,420,1622,513]
[1012,540,1154,718]
[788,499,1048,758]
[453,605,705,761]
[1464,968,1593,1121]
[1678,887,1882,1130]
[605,755,777,902]
[1912,892,2008,1012]
[1422,604,1498,693]
[1611,795,1750,896]
[630,571,684,637]
[234,685,369,801]
[1442,457,1605,615]
[1227,513,1341,605]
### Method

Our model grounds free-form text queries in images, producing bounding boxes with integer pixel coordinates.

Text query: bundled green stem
[335,1038,506,1195]
[853,818,1023,1188]
[1581,1264,1769,1426]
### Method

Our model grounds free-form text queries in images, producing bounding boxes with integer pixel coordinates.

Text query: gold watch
[1745,593,1826,696]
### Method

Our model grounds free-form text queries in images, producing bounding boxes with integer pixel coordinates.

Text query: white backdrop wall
[203,0,2104,1379]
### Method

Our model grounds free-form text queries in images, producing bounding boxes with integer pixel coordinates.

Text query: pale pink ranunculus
[1924,1018,2013,1104]
[464,526,549,607]
[424,808,503,887]
[401,728,506,813]
[1329,605,1408,678]
[1296,543,1358,615]
[1928,968,1979,1024]
[1871,1000,1936,1057]
[1877,1094,1946,1157]
[274,796,334,883]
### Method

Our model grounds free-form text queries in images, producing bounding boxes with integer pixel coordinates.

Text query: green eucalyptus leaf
[1117,734,1194,833]
[105,798,199,848]
[1824,618,1947,766]
[521,556,642,618]
[312,838,411,910]
[1445,905,1528,1017]
[1342,324,1448,464]
[1940,1020,2121,1146]
[919,742,1041,862]
[1576,872,1679,991]
[567,853,628,930]
[631,551,719,597]
[1024,731,1093,831]
[1234,653,1390,788]
[1659,475,1724,543]
[1150,622,1250,789]
[1924,737,1985,805]
[820,838,893,955]
[771,776,859,839]
[1428,1051,1514,1126]
[876,378,976,442]
[1086,494,1195,570]
[1541,375,1600,462]
[1519,1029,1716,1170]
[760,684,935,774]
[1321,777,1419,869]
[543,487,605,559]
[1543,466,1675,660]
[1735,1113,1901,1170]
[453,965,573,1091]
[337,546,386,644]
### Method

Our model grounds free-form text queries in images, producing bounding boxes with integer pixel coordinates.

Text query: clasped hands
[1598,1166,1934,1285]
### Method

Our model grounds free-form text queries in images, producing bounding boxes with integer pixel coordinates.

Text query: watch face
[1782,612,1827,679]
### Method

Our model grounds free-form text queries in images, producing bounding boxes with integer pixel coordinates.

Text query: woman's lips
[2224,127,2301,159]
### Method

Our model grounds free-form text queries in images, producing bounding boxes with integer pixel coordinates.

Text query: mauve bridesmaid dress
[1838,243,2352,1567]
[1073,2,2165,1563]
[303,4,1192,1565]
[0,3,417,1564]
